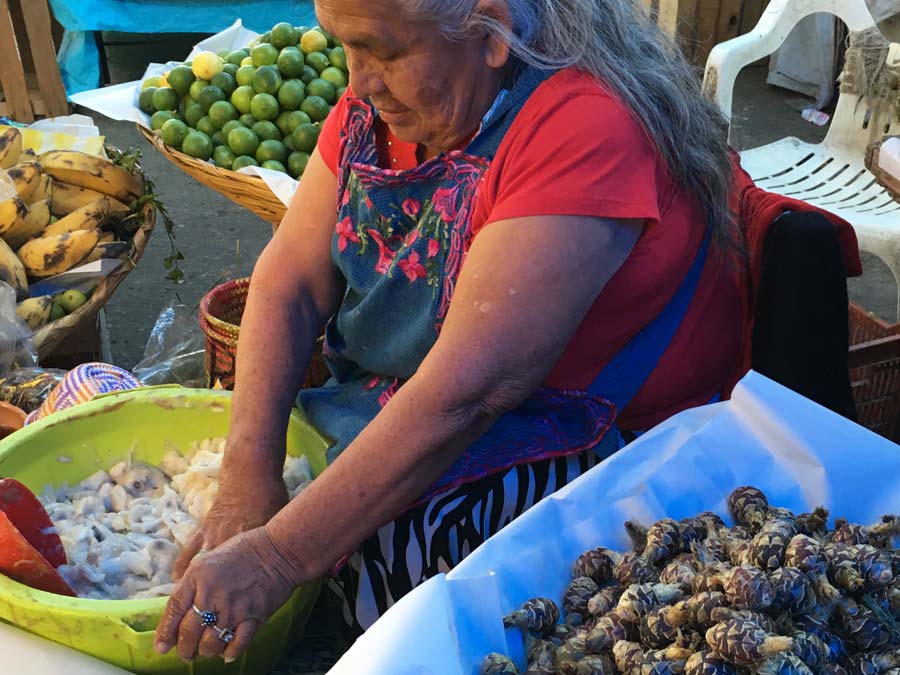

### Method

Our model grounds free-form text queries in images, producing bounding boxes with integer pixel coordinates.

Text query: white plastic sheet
[329,371,900,674]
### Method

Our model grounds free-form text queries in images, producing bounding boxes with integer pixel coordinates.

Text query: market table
[47,0,316,95]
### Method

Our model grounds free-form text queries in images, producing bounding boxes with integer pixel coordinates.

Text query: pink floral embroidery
[378,379,400,407]
[368,229,395,274]
[398,251,426,282]
[341,189,352,207]
[404,229,419,247]
[427,239,440,258]
[336,216,360,252]
[365,376,380,390]
[402,197,421,218]
[365,196,373,210]
[432,186,459,223]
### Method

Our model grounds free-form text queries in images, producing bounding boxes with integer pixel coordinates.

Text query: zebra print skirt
[331,439,626,631]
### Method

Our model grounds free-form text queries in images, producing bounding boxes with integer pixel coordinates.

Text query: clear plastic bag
[132,301,206,388]
[0,282,38,379]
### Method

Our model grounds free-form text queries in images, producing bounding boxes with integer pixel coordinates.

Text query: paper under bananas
[0,127,23,170]
[39,150,143,203]
[15,296,54,331]
[17,228,102,279]
[43,197,110,237]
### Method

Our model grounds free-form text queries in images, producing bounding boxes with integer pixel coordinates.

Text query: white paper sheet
[328,371,900,675]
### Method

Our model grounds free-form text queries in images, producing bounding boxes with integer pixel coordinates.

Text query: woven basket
[848,301,900,442]
[199,277,329,390]
[865,136,900,203]
[138,125,288,225]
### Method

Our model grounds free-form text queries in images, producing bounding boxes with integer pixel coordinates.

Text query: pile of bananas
[0,126,144,332]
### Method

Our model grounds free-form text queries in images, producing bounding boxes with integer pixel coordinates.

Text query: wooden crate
[0,0,67,122]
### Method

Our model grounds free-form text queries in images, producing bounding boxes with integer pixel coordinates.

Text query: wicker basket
[848,301,900,442]
[865,136,900,203]
[199,277,329,390]
[138,125,288,225]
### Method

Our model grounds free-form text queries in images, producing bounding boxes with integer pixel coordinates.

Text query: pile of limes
[139,23,348,179]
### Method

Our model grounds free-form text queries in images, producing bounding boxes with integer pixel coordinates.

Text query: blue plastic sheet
[49,0,317,94]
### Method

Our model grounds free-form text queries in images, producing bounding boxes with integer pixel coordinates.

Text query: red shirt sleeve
[316,88,351,177]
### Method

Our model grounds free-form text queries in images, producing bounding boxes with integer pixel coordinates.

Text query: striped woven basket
[199,277,330,390]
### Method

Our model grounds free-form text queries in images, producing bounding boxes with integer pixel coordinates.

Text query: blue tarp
[49,0,317,94]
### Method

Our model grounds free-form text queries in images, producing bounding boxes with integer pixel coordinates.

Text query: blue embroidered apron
[298,67,710,504]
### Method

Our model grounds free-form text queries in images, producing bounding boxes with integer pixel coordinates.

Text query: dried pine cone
[708,606,775,632]
[669,591,728,628]
[617,584,685,622]
[504,598,560,635]
[854,544,894,588]
[825,542,865,592]
[585,609,637,653]
[574,548,623,585]
[795,507,829,537]
[697,512,727,537]
[617,552,660,586]
[684,651,739,675]
[750,521,794,571]
[525,635,557,675]
[784,535,827,575]
[843,651,900,675]
[822,664,850,675]
[482,653,520,675]
[716,565,775,611]
[833,599,891,652]
[765,507,798,530]
[587,586,624,617]
[613,641,647,674]
[679,517,708,548]
[768,567,817,617]
[788,631,829,671]
[789,604,845,659]
[637,646,693,675]
[564,577,601,619]
[660,555,700,590]
[867,585,900,620]
[626,520,650,554]
[705,618,793,666]
[576,655,617,675]
[644,519,684,565]
[694,536,728,564]
[555,630,589,673]
[693,564,729,594]
[728,486,769,531]
[640,605,683,649]
[753,653,814,675]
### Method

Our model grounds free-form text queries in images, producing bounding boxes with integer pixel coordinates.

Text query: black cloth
[751,211,857,421]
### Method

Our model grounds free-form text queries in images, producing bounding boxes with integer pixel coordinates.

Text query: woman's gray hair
[402,0,739,252]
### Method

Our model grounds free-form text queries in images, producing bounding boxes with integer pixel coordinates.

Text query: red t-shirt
[318,69,742,430]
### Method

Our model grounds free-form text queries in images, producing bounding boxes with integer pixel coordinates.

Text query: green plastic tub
[0,387,328,674]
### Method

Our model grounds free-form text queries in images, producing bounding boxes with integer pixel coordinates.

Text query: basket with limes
[138,23,347,180]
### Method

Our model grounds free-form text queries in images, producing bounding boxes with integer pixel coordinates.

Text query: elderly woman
[155,0,746,661]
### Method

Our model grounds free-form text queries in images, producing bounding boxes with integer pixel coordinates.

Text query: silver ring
[214,626,236,644]
[192,604,218,628]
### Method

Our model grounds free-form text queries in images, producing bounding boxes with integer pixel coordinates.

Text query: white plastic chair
[703,0,900,316]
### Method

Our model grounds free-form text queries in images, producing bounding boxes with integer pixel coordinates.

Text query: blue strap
[588,227,712,411]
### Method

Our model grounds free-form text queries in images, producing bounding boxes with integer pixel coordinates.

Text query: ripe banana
[43,197,110,237]
[0,127,23,170]
[38,150,143,203]
[0,197,27,237]
[16,296,53,331]
[83,240,130,265]
[28,173,53,205]
[19,148,37,162]
[5,199,51,249]
[51,181,131,221]
[0,237,29,300]
[6,162,42,201]
[18,228,101,278]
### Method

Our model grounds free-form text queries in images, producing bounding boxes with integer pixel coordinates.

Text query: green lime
[320,66,348,90]
[300,95,330,122]
[250,93,280,121]
[277,47,305,78]
[231,85,255,115]
[152,87,180,112]
[276,110,310,136]
[217,50,230,59]
[228,126,260,156]
[150,110,177,131]
[271,22,298,50]
[287,151,310,178]
[299,65,319,85]
[221,119,245,137]
[252,66,283,95]
[307,78,336,104]
[223,63,239,78]
[142,76,161,91]
[239,113,258,127]
[178,98,189,118]
[328,47,347,71]
[232,155,259,170]
[211,130,227,146]
[167,66,196,97]
[256,139,288,164]
[236,65,256,87]
[198,85,226,113]
[189,79,209,101]
[336,86,347,99]
[208,100,238,129]
[284,135,295,151]
[261,159,287,173]
[251,42,279,67]
[252,120,281,142]
[291,122,320,153]
[315,27,336,48]
[184,101,204,127]
[50,301,65,321]
[181,131,214,160]
[260,31,272,44]
[211,72,237,97]
[161,118,190,147]
[241,56,254,68]
[300,29,328,54]
[295,26,310,35]
[139,88,158,114]
[305,51,330,74]
[277,79,306,111]
[57,289,88,313]
[196,116,216,136]
[227,50,248,66]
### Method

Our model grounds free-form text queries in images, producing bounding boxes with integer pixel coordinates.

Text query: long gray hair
[401,0,739,252]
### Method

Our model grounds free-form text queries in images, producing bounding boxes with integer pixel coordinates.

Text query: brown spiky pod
[617,584,686,622]
[697,512,727,537]
[640,605,683,649]
[821,664,850,675]
[660,555,701,590]
[829,516,898,548]
[830,518,868,546]
[626,520,650,554]
[552,624,578,644]
[695,536,729,565]
[587,586,625,618]
[575,655,617,675]
[504,598,561,635]
[854,544,895,588]
[784,535,827,575]
[613,641,647,674]
[669,591,728,628]
[890,551,900,578]
[832,599,891,652]
[525,634,557,675]
[644,519,684,565]
[866,584,900,620]
[693,564,729,594]
[679,517,708,549]
[723,529,753,564]
[574,548,624,585]
[788,605,846,661]
[555,629,589,674]
[684,651,739,675]
[708,606,775,633]
[768,567,818,617]
[795,507,830,538]
[565,577,601,619]
[824,542,865,592]
[585,609,638,653]
[637,646,693,675]
[482,653,521,675]
[753,653,814,675]
[715,566,775,611]
[843,650,900,675]
[788,631,829,671]
[705,618,794,666]
[750,521,794,572]
[617,552,661,586]
[728,487,770,531]
[729,541,755,567]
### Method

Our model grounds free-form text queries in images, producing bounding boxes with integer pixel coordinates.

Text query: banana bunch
[0,127,140,331]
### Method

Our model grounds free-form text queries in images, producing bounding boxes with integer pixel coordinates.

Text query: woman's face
[316,0,508,153]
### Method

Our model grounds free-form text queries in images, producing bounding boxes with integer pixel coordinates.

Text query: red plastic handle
[0,478,67,568]
[0,511,76,596]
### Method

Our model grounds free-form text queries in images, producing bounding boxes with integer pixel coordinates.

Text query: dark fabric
[751,211,857,421]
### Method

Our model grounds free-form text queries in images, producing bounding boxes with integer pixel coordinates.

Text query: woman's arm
[264,214,644,582]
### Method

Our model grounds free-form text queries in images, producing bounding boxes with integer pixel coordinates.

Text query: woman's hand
[155,527,300,663]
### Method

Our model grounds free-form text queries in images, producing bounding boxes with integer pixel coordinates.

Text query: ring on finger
[192,604,218,628]
[214,625,236,644]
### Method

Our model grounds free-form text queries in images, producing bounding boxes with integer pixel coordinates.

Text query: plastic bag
[0,282,38,379]
[132,301,206,387]
[0,169,17,202]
